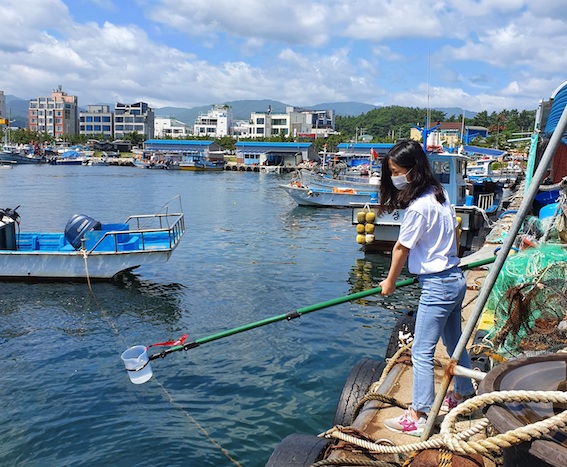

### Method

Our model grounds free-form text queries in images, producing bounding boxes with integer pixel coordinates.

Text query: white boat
[280,183,379,207]
[298,169,381,191]
[0,199,185,281]
[53,150,86,165]
[466,158,524,183]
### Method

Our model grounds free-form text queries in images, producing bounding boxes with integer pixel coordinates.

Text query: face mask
[391,168,411,190]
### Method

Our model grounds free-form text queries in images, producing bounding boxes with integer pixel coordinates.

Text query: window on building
[256,118,264,124]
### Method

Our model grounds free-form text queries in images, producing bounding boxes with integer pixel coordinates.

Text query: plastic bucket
[121,345,153,384]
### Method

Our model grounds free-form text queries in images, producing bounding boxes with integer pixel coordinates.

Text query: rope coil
[320,390,567,458]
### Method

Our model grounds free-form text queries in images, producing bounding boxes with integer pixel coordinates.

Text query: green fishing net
[486,244,567,358]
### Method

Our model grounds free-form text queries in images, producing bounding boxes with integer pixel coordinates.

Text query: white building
[232,119,252,138]
[114,102,154,140]
[28,85,79,137]
[194,104,232,137]
[154,116,192,138]
[79,105,114,138]
[248,106,336,139]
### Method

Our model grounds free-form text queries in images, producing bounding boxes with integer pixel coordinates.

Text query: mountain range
[3,95,476,129]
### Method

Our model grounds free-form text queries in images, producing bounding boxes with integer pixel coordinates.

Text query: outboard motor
[65,214,101,250]
[0,206,20,250]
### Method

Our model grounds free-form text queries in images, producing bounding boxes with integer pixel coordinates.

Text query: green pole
[149,255,497,361]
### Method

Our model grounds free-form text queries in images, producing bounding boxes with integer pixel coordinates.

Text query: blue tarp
[61,150,81,159]
[544,80,567,144]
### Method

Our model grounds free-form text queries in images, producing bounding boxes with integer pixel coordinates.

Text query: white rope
[321,390,567,457]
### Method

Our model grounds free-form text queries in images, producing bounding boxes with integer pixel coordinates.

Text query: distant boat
[0,146,46,164]
[0,199,185,281]
[54,150,85,165]
[466,158,524,183]
[179,156,224,171]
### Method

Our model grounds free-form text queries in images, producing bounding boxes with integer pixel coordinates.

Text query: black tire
[332,358,386,426]
[385,312,416,359]
[265,433,332,467]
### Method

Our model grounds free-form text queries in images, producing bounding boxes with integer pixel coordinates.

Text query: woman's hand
[380,278,396,296]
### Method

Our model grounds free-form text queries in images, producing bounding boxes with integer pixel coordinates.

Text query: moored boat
[179,156,225,171]
[353,150,505,254]
[0,198,185,281]
[279,183,379,207]
[0,146,47,164]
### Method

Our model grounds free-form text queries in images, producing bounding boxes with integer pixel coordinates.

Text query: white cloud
[1,0,566,113]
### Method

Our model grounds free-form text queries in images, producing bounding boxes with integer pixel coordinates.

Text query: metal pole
[421,102,567,440]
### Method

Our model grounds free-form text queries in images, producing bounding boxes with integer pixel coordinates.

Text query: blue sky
[2,0,567,113]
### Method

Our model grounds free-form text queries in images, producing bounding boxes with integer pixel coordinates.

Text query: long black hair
[379,140,445,213]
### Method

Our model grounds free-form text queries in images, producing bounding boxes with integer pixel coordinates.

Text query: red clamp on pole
[147,334,188,349]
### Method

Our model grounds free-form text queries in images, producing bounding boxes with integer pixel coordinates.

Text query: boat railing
[87,212,185,254]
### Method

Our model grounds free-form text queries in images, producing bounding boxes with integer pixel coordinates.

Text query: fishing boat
[0,146,47,164]
[298,168,381,190]
[353,149,505,254]
[179,155,224,171]
[279,183,379,207]
[0,198,185,281]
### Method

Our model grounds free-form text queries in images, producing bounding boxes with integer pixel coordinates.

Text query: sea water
[0,164,420,467]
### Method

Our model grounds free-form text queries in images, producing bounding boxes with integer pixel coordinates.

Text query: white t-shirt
[398,188,459,275]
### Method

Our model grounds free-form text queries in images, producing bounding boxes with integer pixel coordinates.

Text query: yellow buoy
[365,223,375,234]
[356,224,366,234]
[357,211,367,223]
[365,212,376,223]
[356,234,366,244]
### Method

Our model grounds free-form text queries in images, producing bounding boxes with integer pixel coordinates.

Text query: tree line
[1,105,537,154]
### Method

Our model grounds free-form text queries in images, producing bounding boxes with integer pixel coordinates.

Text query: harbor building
[234,141,317,168]
[194,104,232,137]
[248,106,336,139]
[79,105,114,139]
[28,85,79,137]
[143,139,224,160]
[154,116,192,138]
[114,102,154,140]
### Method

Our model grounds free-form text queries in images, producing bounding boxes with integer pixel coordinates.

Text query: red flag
[371,148,379,160]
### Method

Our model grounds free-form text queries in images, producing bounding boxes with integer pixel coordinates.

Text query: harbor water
[0,164,421,467]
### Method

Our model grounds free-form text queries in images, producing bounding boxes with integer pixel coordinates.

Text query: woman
[379,140,475,436]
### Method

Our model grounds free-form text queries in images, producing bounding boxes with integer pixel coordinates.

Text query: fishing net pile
[486,244,567,359]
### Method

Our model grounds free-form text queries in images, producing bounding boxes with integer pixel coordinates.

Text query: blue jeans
[411,267,475,414]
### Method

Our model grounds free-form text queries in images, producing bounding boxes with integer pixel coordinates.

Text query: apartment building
[194,104,232,137]
[249,106,336,139]
[155,116,192,138]
[114,102,154,140]
[79,105,114,138]
[28,85,79,137]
